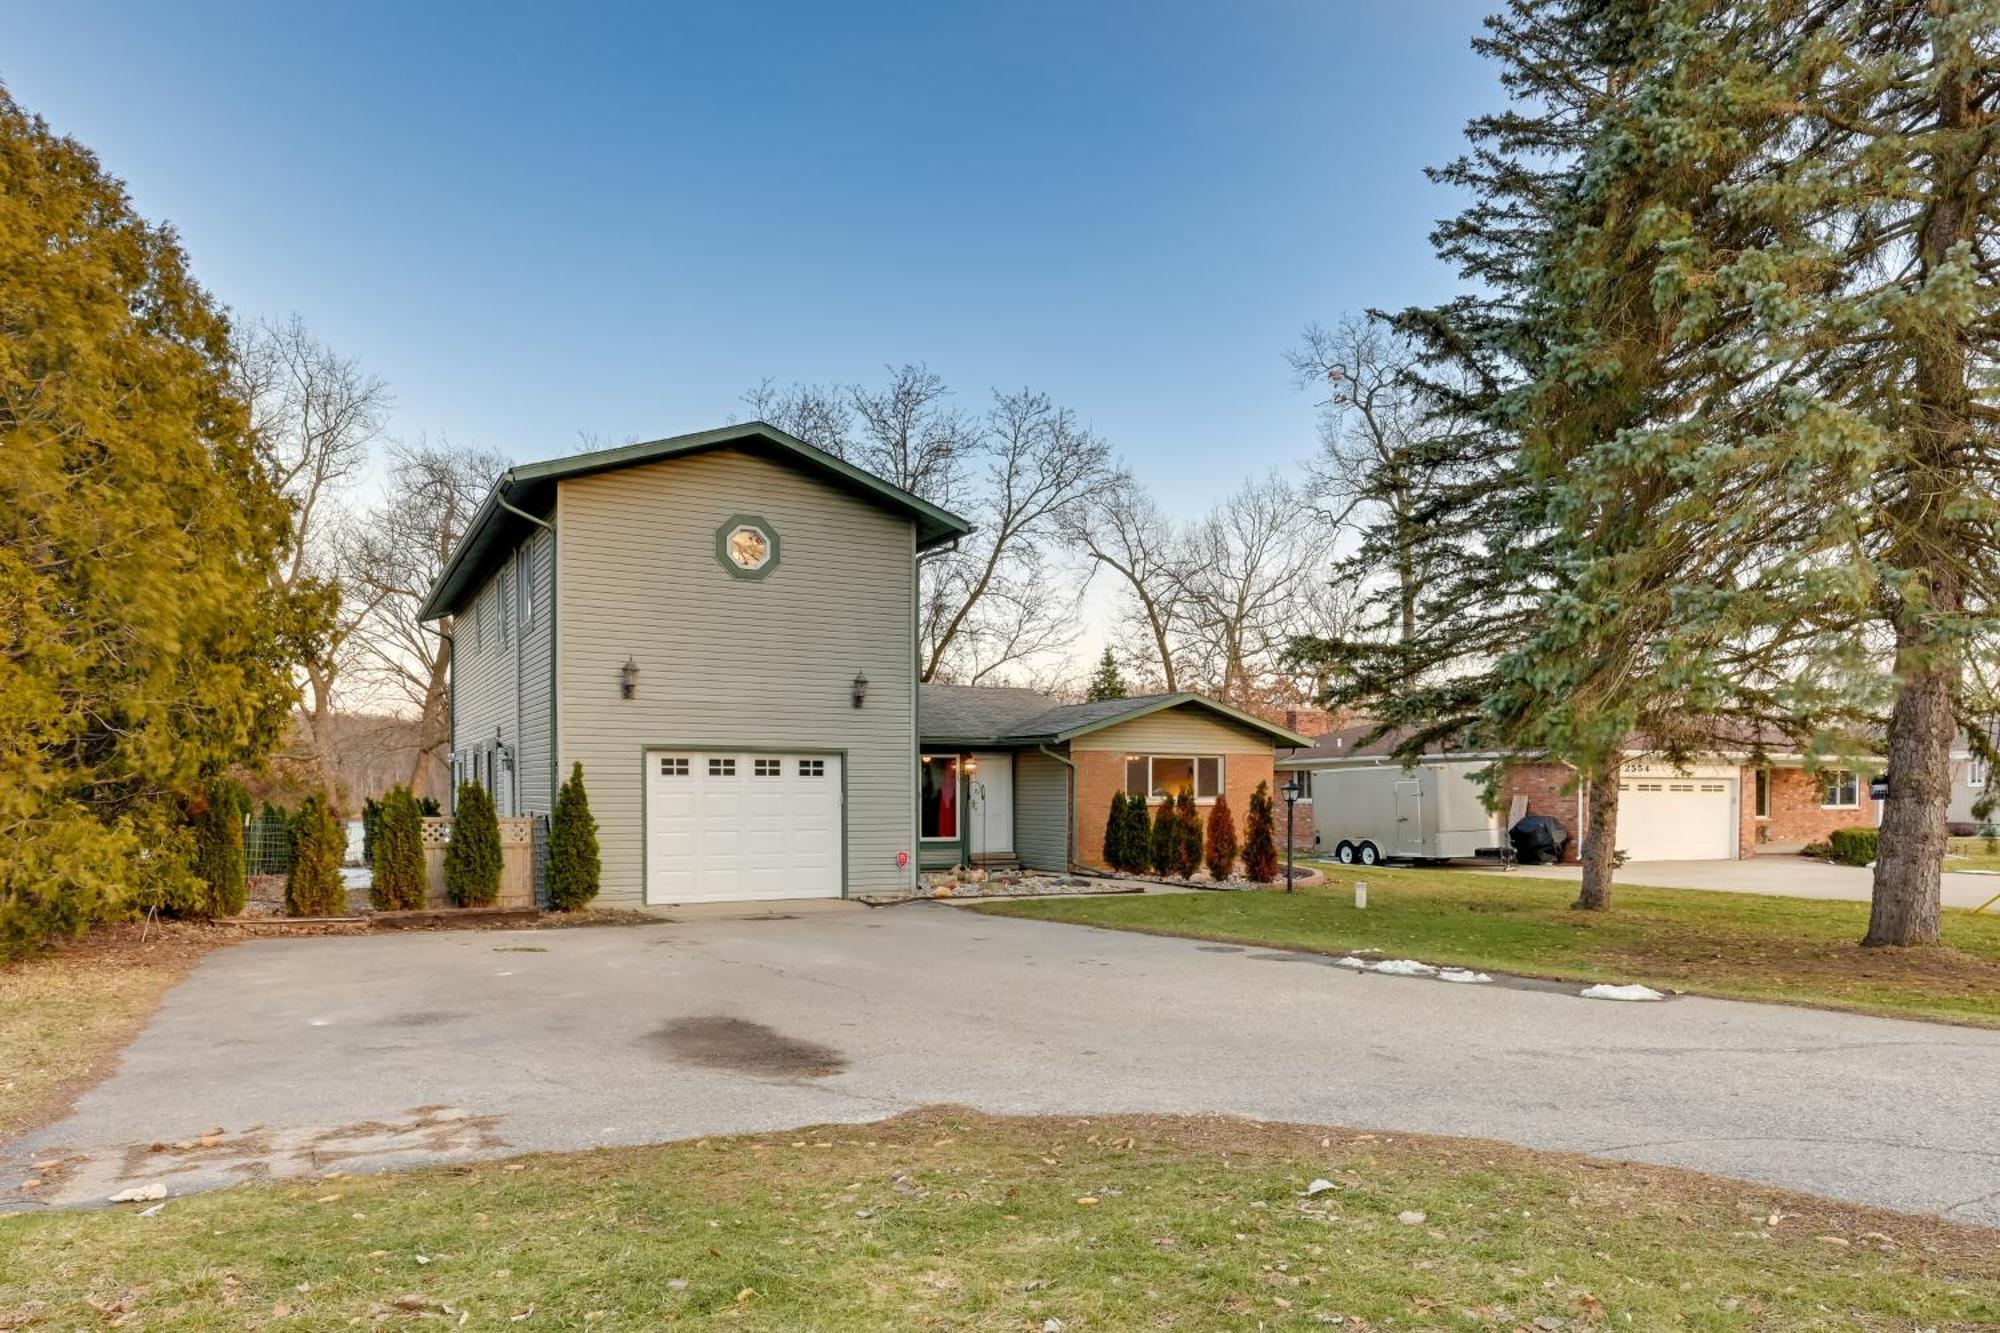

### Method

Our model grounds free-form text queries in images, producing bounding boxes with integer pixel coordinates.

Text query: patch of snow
[1368,959,1439,977]
[1331,956,1371,970]
[1438,968,1492,984]
[1580,983,1666,1002]
[340,866,372,888]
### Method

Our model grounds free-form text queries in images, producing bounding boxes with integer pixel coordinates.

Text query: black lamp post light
[1281,776,1301,893]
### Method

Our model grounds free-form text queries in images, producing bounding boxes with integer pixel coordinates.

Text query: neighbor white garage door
[1615,776,1737,860]
[645,752,842,904]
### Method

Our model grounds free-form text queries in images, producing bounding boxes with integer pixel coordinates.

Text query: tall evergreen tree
[1204,793,1239,880]
[370,785,427,911]
[1633,0,2000,945]
[190,778,250,918]
[1085,647,1129,702]
[1149,797,1178,876]
[1172,789,1204,878]
[0,89,325,956]
[1242,782,1279,882]
[285,794,347,917]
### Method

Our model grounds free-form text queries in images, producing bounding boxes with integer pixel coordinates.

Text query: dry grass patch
[2,1108,1994,1330]
[0,922,231,1142]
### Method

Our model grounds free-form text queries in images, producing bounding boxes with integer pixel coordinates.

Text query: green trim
[420,421,974,620]
[637,744,850,903]
[713,513,781,580]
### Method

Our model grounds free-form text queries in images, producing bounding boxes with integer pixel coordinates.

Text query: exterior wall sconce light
[851,670,869,708]
[620,657,639,699]
[963,753,979,778]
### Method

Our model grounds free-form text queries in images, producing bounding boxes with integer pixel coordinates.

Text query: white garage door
[1615,777,1736,860]
[645,752,842,904]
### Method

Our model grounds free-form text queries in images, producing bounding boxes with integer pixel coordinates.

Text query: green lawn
[975,867,2000,1026]
[4,1108,1994,1331]
[1946,836,2000,874]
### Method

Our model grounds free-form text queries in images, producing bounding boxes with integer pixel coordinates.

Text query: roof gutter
[496,475,554,532]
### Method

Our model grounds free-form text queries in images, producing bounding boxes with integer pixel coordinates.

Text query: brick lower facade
[1740,765,1875,854]
[1075,748,1276,873]
[1497,761,1584,862]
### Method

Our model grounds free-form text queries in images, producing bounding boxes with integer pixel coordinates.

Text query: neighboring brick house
[1279,725,1881,863]
[917,686,1312,873]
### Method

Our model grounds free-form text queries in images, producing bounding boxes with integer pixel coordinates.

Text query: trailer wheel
[1357,841,1381,866]
[1333,840,1357,864]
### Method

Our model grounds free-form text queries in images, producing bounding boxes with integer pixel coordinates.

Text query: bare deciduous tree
[348,440,507,801]
[1172,474,1321,706]
[234,314,392,791]
[1289,315,1456,643]
[747,368,1111,684]
[1065,472,1190,690]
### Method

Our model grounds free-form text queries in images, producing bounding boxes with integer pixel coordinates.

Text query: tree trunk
[1866,45,1975,948]
[1574,755,1619,911]
[408,635,452,803]
[1866,648,1950,946]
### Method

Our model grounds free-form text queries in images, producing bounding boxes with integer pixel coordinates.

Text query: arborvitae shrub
[1104,790,1131,871]
[445,781,503,906]
[1204,793,1238,880]
[285,794,347,916]
[1243,781,1279,881]
[371,785,427,910]
[1173,790,1203,877]
[1121,793,1152,875]
[547,763,601,911]
[190,778,249,917]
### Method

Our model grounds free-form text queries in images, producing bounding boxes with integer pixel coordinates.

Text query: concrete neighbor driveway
[1487,855,2000,909]
[7,901,2000,1227]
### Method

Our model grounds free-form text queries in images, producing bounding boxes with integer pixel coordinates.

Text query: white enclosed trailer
[1298,760,1507,866]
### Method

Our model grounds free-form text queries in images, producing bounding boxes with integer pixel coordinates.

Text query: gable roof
[919,684,1315,748]
[418,422,975,620]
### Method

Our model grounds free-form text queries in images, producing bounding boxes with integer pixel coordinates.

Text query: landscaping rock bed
[896,867,1132,901]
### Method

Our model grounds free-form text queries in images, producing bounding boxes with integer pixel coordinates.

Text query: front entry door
[1394,779,1424,852]
[967,751,1014,859]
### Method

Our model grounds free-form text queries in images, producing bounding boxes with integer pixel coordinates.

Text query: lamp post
[1281,776,1301,893]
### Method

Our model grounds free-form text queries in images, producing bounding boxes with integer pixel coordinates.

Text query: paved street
[9,901,2000,1225]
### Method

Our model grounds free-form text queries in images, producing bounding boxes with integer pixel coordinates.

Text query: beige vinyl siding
[1070,705,1278,755]
[1015,745,1072,872]
[556,448,918,903]
[449,532,557,816]
[515,530,556,814]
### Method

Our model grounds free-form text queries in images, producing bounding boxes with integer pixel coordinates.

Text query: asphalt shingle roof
[918,685,1312,747]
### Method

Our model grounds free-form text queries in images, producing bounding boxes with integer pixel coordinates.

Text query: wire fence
[244,809,293,877]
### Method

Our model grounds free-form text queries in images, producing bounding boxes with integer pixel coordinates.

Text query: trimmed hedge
[445,781,503,906]
[1103,790,1134,872]
[547,763,601,911]
[1828,826,1879,867]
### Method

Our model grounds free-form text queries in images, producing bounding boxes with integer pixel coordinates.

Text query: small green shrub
[1243,781,1279,882]
[360,796,382,865]
[1828,826,1879,867]
[285,794,347,916]
[1204,793,1238,880]
[190,777,249,917]
[1172,789,1203,878]
[371,786,427,910]
[547,763,601,911]
[445,781,503,907]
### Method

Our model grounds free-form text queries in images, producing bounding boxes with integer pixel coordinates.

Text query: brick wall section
[1496,761,1583,863]
[1741,765,1875,854]
[1074,750,1276,872]
[1287,793,1317,850]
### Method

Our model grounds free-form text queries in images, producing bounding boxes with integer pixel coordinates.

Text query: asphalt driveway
[1487,855,2000,908]
[8,901,2000,1226]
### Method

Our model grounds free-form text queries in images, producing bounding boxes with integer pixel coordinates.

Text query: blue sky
[5,1,1495,515]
